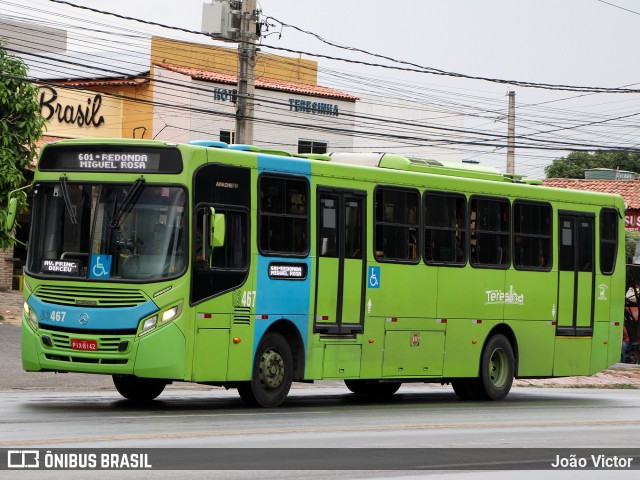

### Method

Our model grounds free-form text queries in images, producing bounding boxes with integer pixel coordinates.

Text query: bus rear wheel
[478,334,514,400]
[112,375,166,402]
[344,380,401,396]
[237,332,293,408]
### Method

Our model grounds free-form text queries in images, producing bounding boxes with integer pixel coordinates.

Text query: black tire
[476,334,515,400]
[344,380,401,396]
[627,346,640,365]
[237,332,293,408]
[451,379,475,400]
[112,375,166,402]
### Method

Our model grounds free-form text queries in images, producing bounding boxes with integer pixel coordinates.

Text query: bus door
[314,188,366,335]
[557,212,595,336]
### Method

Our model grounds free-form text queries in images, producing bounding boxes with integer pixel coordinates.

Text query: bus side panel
[193,328,229,380]
[590,321,610,374]
[509,320,554,377]
[252,255,312,357]
[553,337,591,376]
[436,267,505,321]
[359,317,385,378]
[607,227,625,367]
[134,323,186,379]
[503,270,556,377]
[442,319,494,377]
[373,263,437,319]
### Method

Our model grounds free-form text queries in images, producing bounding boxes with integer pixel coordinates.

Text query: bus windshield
[27,181,187,281]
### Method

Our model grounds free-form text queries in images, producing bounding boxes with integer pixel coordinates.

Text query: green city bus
[17,138,625,407]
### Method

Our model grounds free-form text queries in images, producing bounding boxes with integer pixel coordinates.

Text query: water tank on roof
[584,168,636,180]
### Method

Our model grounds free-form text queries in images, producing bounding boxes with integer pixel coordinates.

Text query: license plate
[70,339,97,351]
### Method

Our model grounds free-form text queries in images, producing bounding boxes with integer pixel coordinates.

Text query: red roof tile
[44,75,150,87]
[544,178,640,209]
[154,62,358,102]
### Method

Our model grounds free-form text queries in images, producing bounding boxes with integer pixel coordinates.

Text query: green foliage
[545,151,640,179]
[0,41,45,248]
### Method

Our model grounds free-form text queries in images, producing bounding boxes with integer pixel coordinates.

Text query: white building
[152,63,358,154]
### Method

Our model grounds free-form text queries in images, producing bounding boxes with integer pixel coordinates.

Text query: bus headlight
[140,316,158,336]
[139,302,182,337]
[161,303,182,323]
[25,302,38,331]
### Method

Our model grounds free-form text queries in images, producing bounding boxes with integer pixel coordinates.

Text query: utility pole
[506,91,515,174]
[235,0,257,144]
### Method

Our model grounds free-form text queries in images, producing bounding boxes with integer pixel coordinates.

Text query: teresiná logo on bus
[485,285,524,305]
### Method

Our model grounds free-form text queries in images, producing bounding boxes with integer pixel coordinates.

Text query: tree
[545,151,640,179]
[0,41,45,248]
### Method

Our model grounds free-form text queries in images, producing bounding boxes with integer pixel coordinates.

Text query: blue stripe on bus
[253,153,312,355]
[29,296,158,331]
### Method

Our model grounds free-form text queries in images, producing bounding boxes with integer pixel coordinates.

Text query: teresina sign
[289,98,339,116]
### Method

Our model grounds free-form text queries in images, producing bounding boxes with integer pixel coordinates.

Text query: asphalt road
[2,316,640,480]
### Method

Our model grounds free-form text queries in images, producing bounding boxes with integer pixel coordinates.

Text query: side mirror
[5,196,19,232]
[209,207,226,248]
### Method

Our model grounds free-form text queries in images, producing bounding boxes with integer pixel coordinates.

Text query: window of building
[259,175,309,256]
[374,187,419,262]
[298,140,327,154]
[424,192,466,265]
[513,201,552,271]
[469,196,510,268]
[220,130,235,144]
[600,208,618,275]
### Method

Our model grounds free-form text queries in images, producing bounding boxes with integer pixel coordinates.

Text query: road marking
[2,418,639,446]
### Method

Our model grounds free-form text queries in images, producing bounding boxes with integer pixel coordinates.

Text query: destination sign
[39,145,183,174]
[42,259,79,275]
[268,262,308,280]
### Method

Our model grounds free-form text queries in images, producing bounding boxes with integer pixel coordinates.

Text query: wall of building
[151,37,318,84]
[353,93,464,162]
[38,82,153,140]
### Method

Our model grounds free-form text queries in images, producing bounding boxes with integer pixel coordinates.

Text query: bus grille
[49,332,126,352]
[34,285,148,307]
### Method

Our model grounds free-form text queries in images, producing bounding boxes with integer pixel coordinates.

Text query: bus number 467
[241,291,256,308]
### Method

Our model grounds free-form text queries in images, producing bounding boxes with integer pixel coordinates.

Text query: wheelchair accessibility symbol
[368,266,380,288]
[89,254,112,279]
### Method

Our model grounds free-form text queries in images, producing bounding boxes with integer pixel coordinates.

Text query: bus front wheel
[237,332,293,408]
[344,380,401,397]
[112,375,166,402]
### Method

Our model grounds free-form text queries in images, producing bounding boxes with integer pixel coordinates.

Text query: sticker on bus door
[368,266,380,288]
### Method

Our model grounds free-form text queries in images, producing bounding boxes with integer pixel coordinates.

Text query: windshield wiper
[110,178,145,228]
[59,176,77,225]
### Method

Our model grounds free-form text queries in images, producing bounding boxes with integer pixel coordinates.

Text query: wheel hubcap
[259,348,285,390]
[489,348,508,387]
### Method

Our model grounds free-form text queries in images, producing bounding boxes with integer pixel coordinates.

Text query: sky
[4,0,640,178]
